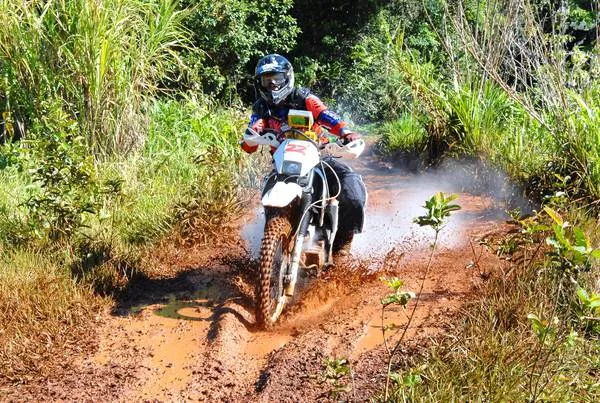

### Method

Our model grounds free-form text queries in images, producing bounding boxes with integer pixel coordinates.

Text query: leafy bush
[296,2,446,122]
[0,102,110,245]
[0,93,248,268]
[181,0,299,99]
[20,104,105,241]
[68,96,249,259]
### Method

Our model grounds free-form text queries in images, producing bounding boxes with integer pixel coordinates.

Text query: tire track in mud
[6,146,520,401]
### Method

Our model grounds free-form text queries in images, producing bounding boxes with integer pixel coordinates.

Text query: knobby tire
[256,215,292,329]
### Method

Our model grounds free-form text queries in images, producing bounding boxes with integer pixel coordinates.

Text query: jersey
[241,88,351,153]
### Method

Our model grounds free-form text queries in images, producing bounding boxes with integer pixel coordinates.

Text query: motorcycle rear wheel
[256,216,293,329]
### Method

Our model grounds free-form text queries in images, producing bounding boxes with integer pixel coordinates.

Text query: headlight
[282,161,302,175]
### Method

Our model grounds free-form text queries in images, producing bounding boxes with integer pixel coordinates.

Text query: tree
[181,0,300,99]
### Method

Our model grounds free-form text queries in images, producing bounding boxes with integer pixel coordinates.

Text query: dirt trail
[6,145,516,401]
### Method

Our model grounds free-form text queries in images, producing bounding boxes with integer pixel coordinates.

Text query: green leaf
[544,206,563,226]
[382,276,404,291]
[389,371,402,386]
[565,331,579,348]
[589,298,600,310]
[414,192,461,230]
[381,295,399,306]
[552,224,571,249]
[398,291,415,307]
[529,224,550,233]
[573,227,588,249]
[577,287,590,303]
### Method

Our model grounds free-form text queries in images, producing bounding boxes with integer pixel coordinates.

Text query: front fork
[285,192,312,296]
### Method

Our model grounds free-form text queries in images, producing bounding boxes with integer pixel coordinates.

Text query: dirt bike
[243,110,365,329]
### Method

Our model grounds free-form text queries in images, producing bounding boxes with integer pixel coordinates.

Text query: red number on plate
[285,143,306,155]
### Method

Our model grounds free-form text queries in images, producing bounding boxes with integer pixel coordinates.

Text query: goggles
[260,72,286,90]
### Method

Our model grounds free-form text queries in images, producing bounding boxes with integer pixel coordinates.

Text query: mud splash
[238,151,520,365]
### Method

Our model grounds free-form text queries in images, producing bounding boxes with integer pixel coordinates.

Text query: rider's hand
[341,131,360,144]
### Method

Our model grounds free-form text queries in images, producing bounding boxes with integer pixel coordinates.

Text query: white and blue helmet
[254,54,294,105]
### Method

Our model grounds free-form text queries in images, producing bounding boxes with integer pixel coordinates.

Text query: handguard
[321,138,365,159]
[243,127,281,148]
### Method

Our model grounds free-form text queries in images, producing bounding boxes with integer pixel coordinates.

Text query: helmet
[254,54,294,105]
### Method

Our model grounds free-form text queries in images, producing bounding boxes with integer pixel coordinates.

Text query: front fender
[262,182,303,207]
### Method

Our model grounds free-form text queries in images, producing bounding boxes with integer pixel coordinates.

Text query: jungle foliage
[0,0,247,383]
[179,0,300,99]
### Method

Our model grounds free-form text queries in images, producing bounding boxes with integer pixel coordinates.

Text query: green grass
[0,169,31,246]
[0,0,188,155]
[558,87,600,199]
[382,27,597,202]
[376,114,428,155]
[91,97,247,246]
[0,97,248,249]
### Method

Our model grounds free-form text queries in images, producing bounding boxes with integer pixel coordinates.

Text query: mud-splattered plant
[382,192,460,399]
[380,276,415,351]
[322,357,353,400]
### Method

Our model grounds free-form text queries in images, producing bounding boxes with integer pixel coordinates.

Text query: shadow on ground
[108,253,260,335]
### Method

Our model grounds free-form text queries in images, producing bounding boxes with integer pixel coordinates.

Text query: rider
[240,54,367,255]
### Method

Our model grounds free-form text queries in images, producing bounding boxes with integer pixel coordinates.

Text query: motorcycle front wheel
[256,215,292,329]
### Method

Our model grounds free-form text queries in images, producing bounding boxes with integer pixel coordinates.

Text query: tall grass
[376,114,428,155]
[0,168,30,246]
[446,82,514,152]
[447,0,600,201]
[379,34,553,180]
[90,97,248,249]
[559,87,600,199]
[446,81,558,182]
[0,0,188,155]
[378,6,597,200]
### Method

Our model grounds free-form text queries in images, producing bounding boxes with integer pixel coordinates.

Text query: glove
[243,127,260,146]
[341,131,360,144]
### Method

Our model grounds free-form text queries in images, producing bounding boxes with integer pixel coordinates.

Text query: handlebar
[243,127,365,159]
